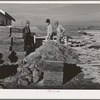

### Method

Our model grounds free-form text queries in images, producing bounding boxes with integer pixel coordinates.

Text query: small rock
[18,79,29,86]
[0,86,3,89]
[32,69,39,83]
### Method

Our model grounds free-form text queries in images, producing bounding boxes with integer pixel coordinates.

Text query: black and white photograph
[1,1,100,91]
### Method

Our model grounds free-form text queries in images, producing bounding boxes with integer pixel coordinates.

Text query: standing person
[45,19,53,41]
[54,21,65,44]
[23,20,31,48]
[23,20,35,56]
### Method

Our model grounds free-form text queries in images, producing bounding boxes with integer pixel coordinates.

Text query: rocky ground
[0,32,100,89]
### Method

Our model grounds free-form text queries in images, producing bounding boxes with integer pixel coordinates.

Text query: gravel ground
[0,36,100,89]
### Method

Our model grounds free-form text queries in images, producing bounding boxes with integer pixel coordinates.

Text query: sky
[0,4,100,26]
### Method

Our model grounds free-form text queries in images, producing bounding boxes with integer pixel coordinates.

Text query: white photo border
[0,1,100,99]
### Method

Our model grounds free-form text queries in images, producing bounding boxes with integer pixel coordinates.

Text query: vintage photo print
[0,1,100,99]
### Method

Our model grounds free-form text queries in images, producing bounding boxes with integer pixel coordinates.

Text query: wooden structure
[42,60,81,85]
[11,27,23,38]
[0,9,15,26]
[34,36,67,48]
[42,60,64,85]
[34,36,46,48]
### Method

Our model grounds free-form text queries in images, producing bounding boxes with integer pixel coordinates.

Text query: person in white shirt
[45,19,53,41]
[54,21,65,43]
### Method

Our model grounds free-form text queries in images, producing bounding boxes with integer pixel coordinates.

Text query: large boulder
[17,41,81,86]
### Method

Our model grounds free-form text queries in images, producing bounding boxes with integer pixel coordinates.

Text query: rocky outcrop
[17,41,81,86]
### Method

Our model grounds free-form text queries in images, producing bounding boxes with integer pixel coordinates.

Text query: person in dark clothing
[25,34,35,56]
[23,20,35,56]
[23,20,31,50]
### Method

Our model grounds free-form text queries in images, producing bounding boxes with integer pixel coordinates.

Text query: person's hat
[46,19,50,23]
[54,21,59,25]
[26,20,30,24]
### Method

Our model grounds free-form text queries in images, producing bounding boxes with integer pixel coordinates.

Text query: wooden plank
[44,72,63,80]
[35,36,46,39]
[12,27,23,33]
[43,60,64,85]
[12,33,23,38]
[43,71,63,85]
[42,61,64,72]
[44,80,63,85]
[77,64,100,66]
[43,60,64,63]
[43,66,64,72]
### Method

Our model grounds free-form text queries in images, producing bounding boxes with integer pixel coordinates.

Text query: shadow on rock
[63,63,82,84]
[0,64,18,79]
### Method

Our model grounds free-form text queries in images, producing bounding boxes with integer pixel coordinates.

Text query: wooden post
[9,37,13,51]
[11,37,13,47]
[34,34,36,44]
